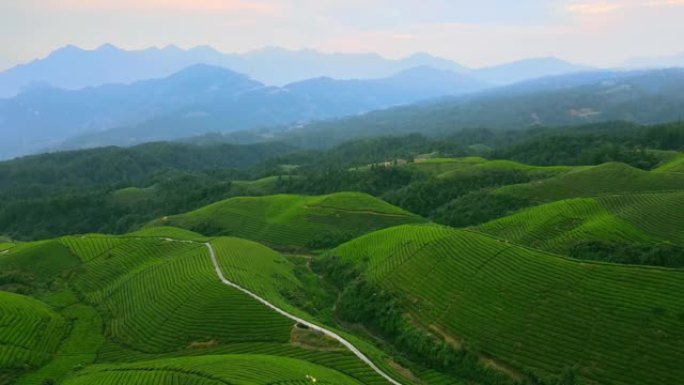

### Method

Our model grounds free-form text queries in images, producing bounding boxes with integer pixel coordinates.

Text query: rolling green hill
[126,226,206,240]
[61,354,365,385]
[655,153,684,173]
[1,230,417,385]
[231,175,305,195]
[476,191,684,254]
[64,236,294,353]
[327,224,684,385]
[498,162,684,202]
[0,240,81,284]
[0,292,66,370]
[152,192,425,249]
[398,156,576,179]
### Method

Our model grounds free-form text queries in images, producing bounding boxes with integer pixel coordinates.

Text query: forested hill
[0,121,681,241]
[0,141,292,239]
[0,141,293,194]
[246,68,684,148]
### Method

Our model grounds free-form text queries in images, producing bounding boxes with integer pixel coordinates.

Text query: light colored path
[203,241,404,385]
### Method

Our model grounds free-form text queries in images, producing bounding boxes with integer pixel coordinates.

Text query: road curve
[203,242,405,385]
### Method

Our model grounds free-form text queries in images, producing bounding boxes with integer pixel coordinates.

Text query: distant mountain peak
[161,44,182,52]
[170,63,244,79]
[51,44,85,56]
[405,52,441,60]
[393,65,450,75]
[163,64,262,91]
[96,43,121,52]
[475,57,591,85]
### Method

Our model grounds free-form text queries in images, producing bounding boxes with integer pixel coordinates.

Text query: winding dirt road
[203,242,404,385]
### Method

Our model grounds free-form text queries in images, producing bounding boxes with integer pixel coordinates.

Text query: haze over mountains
[0,44,589,97]
[241,68,684,148]
[0,63,492,159]
[622,52,684,69]
[2,44,684,160]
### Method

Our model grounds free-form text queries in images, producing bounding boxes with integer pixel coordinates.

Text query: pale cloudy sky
[1,0,683,69]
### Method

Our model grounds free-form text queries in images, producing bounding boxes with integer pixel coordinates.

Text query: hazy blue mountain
[0,44,589,97]
[283,66,489,116]
[0,64,488,159]
[622,52,684,69]
[248,68,684,148]
[0,44,472,97]
[381,66,489,95]
[225,48,471,85]
[474,57,591,85]
[0,44,231,98]
[0,64,263,158]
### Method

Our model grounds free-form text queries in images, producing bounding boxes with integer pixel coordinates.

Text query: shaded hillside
[476,192,684,265]
[270,69,684,148]
[498,162,684,202]
[0,64,487,159]
[152,192,425,249]
[324,224,684,385]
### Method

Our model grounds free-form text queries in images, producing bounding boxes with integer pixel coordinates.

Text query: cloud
[567,2,623,14]
[567,0,684,14]
[42,0,276,13]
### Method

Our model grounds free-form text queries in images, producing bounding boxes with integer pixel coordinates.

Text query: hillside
[0,229,410,385]
[268,69,684,148]
[0,140,293,240]
[498,162,684,202]
[0,292,66,371]
[0,45,472,96]
[61,355,366,385]
[406,157,576,179]
[326,224,684,385]
[0,63,488,159]
[152,192,425,249]
[0,44,586,97]
[476,192,684,258]
[655,153,684,173]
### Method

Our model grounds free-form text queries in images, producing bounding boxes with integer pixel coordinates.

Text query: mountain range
[0,44,589,97]
[0,63,490,159]
[252,68,684,148]
[4,45,684,160]
[4,63,684,160]
[622,51,684,69]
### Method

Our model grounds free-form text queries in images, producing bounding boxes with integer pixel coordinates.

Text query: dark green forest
[0,121,682,240]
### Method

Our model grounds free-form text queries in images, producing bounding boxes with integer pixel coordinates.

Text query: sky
[1,0,683,69]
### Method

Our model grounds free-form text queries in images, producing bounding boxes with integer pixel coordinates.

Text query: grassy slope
[61,354,365,385]
[654,153,684,173]
[152,192,425,248]
[211,237,301,305]
[0,240,80,279]
[16,304,104,385]
[66,236,294,353]
[126,226,206,240]
[476,191,684,253]
[0,292,66,369]
[1,230,398,385]
[368,156,575,179]
[433,158,576,180]
[498,162,684,202]
[231,175,305,195]
[329,224,684,385]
